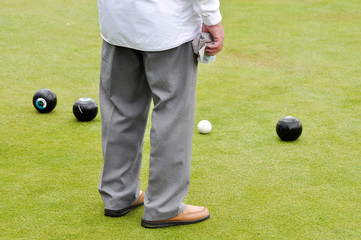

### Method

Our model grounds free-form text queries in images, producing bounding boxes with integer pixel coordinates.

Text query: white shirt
[98,0,222,51]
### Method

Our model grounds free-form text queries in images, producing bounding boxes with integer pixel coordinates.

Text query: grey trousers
[98,40,198,221]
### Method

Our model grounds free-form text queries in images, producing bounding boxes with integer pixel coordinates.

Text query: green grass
[1,0,361,239]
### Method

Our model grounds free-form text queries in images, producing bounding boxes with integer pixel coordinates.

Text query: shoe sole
[141,215,210,228]
[104,202,144,217]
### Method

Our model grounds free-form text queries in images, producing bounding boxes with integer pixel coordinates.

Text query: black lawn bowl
[32,89,57,113]
[73,98,98,122]
[276,116,302,141]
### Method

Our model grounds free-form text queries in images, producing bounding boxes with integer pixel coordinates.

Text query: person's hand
[202,22,224,56]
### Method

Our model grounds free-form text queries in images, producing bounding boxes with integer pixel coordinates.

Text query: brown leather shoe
[104,190,145,217]
[141,205,210,228]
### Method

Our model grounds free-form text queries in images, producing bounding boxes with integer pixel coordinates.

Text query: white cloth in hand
[192,33,216,64]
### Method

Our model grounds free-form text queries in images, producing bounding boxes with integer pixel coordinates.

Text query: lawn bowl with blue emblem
[32,89,57,113]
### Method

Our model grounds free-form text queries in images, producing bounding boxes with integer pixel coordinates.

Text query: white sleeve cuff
[202,9,222,26]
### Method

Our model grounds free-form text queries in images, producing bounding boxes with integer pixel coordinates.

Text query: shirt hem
[101,33,200,52]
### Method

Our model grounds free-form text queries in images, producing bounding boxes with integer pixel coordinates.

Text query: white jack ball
[198,120,212,134]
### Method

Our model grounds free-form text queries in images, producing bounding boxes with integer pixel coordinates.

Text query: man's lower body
[98,40,209,227]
